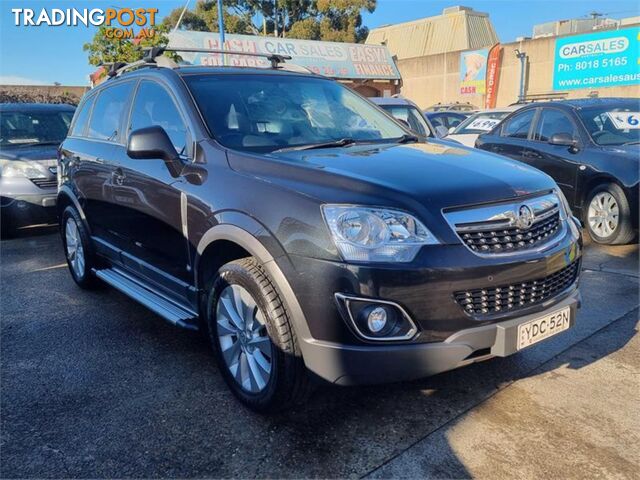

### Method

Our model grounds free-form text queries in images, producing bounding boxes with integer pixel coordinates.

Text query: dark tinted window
[0,109,74,147]
[88,82,134,141]
[129,81,187,154]
[534,109,576,142]
[502,109,535,139]
[70,96,94,137]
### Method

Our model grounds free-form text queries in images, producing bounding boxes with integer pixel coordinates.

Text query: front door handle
[112,168,126,186]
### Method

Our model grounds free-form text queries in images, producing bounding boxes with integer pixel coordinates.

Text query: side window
[70,96,95,137]
[129,81,188,155]
[502,109,535,139]
[534,109,576,142]
[88,82,134,141]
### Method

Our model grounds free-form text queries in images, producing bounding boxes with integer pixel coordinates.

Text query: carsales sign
[553,27,640,90]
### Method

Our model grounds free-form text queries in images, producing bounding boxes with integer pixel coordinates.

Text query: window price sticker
[607,112,640,130]
[467,118,501,131]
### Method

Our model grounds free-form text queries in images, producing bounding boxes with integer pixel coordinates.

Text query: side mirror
[448,126,456,134]
[548,132,578,148]
[127,126,182,177]
[435,125,449,138]
[395,118,411,129]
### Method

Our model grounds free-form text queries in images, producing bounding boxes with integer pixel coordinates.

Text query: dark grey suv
[59,51,583,411]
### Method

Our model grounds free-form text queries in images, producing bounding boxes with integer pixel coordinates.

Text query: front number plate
[517,306,571,350]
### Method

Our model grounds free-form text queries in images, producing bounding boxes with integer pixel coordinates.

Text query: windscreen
[0,110,74,148]
[184,74,405,152]
[577,105,640,146]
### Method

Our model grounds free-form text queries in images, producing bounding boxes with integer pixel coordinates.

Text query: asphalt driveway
[1,230,638,478]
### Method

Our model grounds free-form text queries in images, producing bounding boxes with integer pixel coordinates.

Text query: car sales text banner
[553,26,640,90]
[168,31,401,80]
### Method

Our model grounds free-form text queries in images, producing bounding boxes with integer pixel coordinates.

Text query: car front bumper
[1,177,57,229]
[301,290,580,385]
[280,218,583,384]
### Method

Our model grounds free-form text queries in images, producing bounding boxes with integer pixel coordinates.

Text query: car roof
[0,102,75,111]
[369,97,415,106]
[425,110,468,115]
[518,98,639,110]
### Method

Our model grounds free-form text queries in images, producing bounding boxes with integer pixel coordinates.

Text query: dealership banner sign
[168,31,401,80]
[485,44,502,108]
[553,27,640,90]
[459,49,488,95]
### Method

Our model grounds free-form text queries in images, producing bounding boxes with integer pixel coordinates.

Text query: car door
[521,107,583,204]
[478,108,537,160]
[64,81,135,248]
[111,79,193,291]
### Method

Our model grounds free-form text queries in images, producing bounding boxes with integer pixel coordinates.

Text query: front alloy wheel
[207,258,310,412]
[216,284,273,393]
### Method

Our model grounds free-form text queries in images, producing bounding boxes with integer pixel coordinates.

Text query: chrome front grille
[460,212,561,253]
[454,261,580,316]
[445,192,565,255]
[30,178,57,189]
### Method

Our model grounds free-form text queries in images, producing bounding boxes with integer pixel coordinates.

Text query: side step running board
[94,268,199,330]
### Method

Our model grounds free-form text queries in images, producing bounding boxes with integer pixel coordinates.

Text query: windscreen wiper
[272,138,357,153]
[395,134,419,144]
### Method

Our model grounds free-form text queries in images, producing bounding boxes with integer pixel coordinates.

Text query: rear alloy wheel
[585,183,635,245]
[207,258,310,412]
[61,206,98,288]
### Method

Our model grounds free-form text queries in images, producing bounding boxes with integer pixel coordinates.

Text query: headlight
[0,161,47,179]
[322,205,439,262]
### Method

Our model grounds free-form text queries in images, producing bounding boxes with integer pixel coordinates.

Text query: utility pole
[217,0,225,47]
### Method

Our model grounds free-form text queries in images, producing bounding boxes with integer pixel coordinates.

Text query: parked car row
[0,61,636,413]
[54,54,588,412]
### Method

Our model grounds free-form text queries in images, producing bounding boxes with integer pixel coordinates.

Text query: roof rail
[104,47,298,80]
[144,47,292,69]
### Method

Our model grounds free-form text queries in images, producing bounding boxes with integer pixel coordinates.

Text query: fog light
[367,307,388,333]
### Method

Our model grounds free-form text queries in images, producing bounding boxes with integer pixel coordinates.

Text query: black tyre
[585,183,636,245]
[207,257,310,412]
[61,206,99,288]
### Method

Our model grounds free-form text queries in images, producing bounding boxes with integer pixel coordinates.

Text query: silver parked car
[0,103,74,237]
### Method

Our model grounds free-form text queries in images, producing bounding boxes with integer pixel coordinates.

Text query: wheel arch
[57,186,91,233]
[195,224,313,345]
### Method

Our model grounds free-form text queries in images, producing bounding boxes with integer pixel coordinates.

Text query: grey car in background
[0,103,75,237]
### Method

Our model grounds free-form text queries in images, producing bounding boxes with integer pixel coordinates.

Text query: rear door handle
[112,168,126,186]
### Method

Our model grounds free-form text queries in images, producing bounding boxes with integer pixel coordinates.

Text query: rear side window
[129,81,187,154]
[534,109,576,142]
[70,96,94,137]
[88,82,134,141]
[502,109,535,139]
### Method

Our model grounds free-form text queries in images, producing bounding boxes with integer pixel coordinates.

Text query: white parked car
[447,105,524,147]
